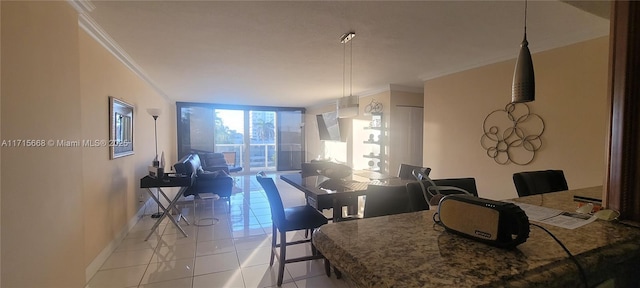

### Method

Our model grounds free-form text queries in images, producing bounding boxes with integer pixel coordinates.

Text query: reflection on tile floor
[86,172,351,288]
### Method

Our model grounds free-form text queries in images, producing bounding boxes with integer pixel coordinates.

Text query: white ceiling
[83,1,610,108]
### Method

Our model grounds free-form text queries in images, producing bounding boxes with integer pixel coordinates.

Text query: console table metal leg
[144,187,189,241]
[156,188,191,226]
[145,188,166,240]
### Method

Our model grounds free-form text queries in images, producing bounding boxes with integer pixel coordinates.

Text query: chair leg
[309,229,319,256]
[335,267,342,279]
[324,259,331,277]
[270,225,277,266]
[277,230,286,286]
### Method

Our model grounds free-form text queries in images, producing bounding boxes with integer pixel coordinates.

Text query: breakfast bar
[312,186,640,287]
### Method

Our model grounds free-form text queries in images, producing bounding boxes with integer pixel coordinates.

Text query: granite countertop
[313,186,640,287]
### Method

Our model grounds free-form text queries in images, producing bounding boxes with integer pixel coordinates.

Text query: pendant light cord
[342,36,353,97]
[343,41,346,98]
[339,32,355,100]
[350,38,353,97]
[524,0,528,35]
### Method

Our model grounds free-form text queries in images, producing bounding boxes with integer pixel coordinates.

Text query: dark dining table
[279,172,412,221]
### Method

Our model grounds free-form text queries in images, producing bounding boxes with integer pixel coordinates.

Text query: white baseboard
[85,198,151,283]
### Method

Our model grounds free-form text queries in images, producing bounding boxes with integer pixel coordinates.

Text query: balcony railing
[214,143,276,171]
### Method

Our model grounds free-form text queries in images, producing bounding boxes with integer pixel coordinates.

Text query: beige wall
[423,37,609,200]
[79,30,176,271]
[1,2,85,287]
[0,5,3,286]
[388,90,423,173]
[1,2,175,287]
[390,90,423,107]
[1,1,4,283]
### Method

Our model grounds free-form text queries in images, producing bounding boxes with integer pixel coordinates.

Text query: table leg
[161,187,190,235]
[156,188,190,225]
[332,199,343,222]
[144,187,190,241]
[145,188,165,240]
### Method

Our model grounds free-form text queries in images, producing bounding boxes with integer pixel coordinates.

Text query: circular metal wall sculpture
[481,102,545,165]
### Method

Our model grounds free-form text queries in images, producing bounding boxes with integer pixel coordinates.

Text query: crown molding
[358,86,390,98]
[68,1,172,102]
[388,84,423,94]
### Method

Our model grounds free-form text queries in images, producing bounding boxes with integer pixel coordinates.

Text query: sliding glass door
[178,105,215,155]
[214,109,245,166]
[248,110,277,171]
[177,103,305,172]
[277,110,304,171]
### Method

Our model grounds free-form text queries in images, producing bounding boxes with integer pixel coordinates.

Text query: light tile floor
[86,172,351,288]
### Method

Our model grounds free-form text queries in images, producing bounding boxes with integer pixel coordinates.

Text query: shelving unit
[363,112,385,173]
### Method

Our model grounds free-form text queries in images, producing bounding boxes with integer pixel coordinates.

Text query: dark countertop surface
[313,186,640,287]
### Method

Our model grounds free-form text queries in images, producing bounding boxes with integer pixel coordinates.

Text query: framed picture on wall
[109,96,134,159]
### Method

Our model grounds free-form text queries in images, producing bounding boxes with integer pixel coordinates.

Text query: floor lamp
[147,108,163,218]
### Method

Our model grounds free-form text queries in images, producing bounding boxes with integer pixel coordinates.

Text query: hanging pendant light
[337,32,359,118]
[512,0,535,103]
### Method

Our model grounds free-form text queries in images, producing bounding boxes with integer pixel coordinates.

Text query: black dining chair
[398,163,431,180]
[406,181,431,212]
[255,172,330,286]
[407,177,478,208]
[513,170,568,197]
[363,185,413,218]
[301,162,324,177]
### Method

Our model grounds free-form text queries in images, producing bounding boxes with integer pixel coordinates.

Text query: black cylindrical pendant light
[512,0,535,103]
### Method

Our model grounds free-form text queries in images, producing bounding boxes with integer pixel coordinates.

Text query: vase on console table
[149,151,167,178]
[158,151,165,178]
